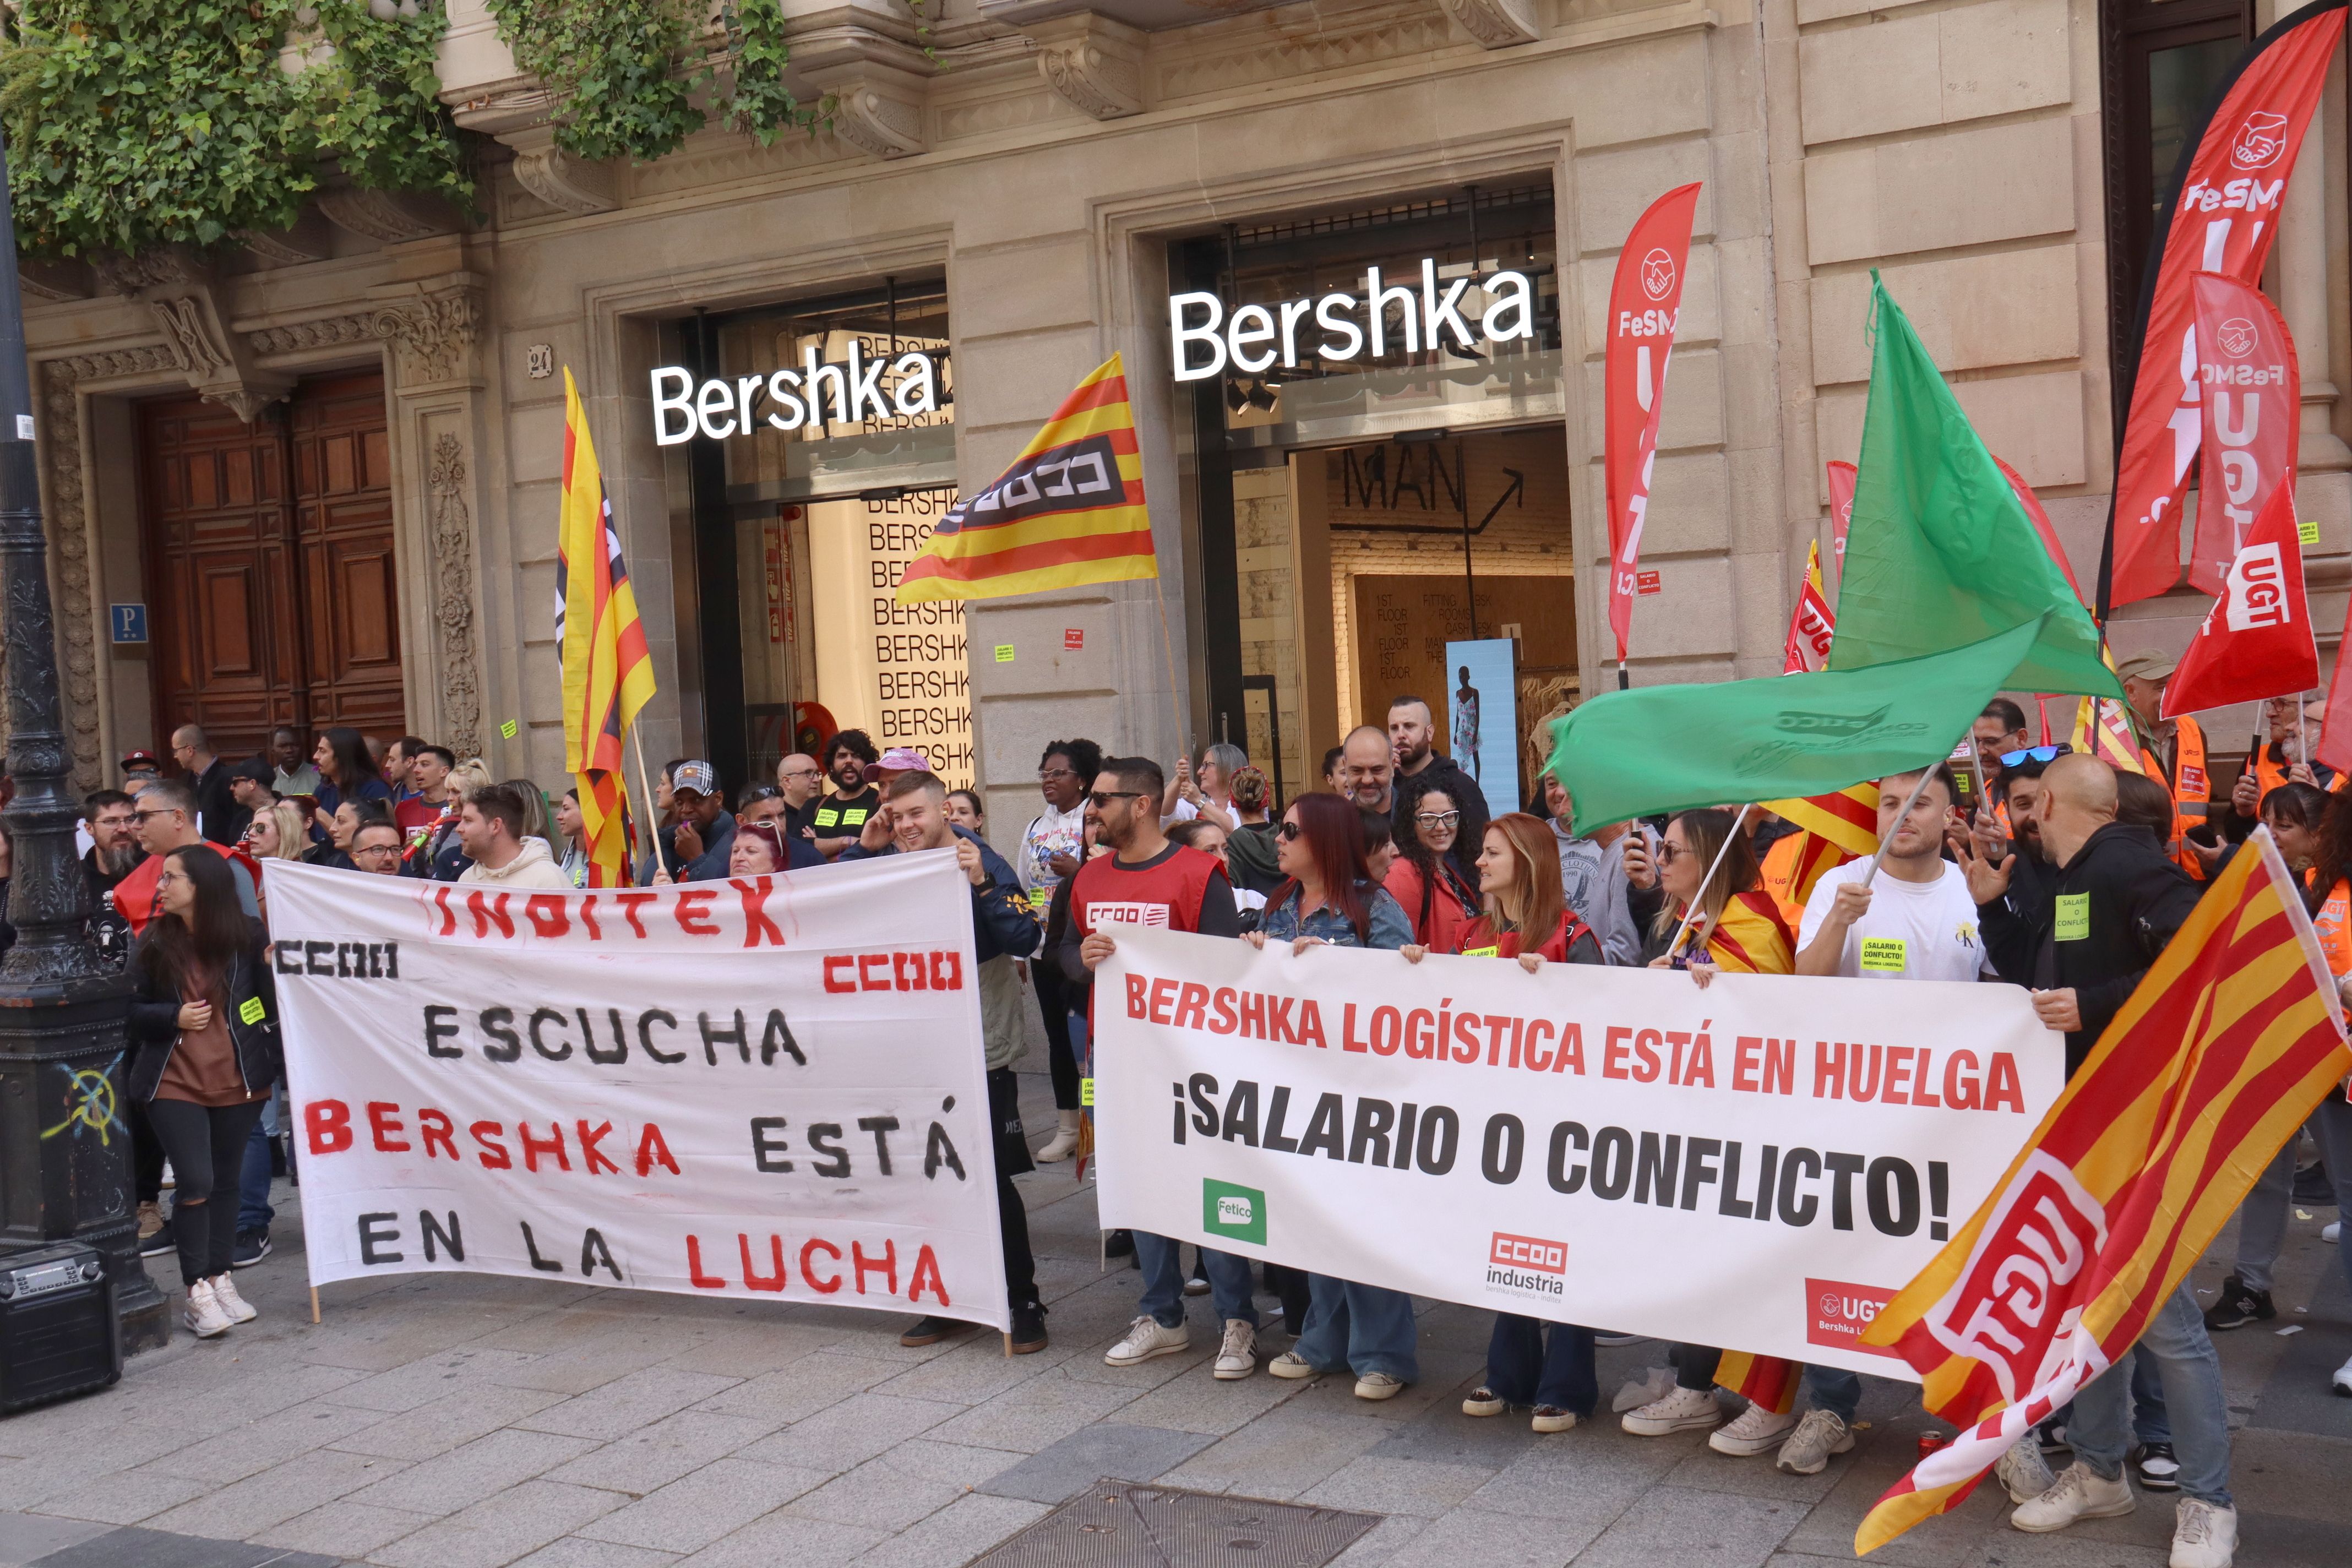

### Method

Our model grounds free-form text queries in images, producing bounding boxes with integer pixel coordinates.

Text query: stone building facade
[14,0,2344,848]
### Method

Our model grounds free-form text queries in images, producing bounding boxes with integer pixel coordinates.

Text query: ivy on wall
[0,1,472,258]
[487,0,809,166]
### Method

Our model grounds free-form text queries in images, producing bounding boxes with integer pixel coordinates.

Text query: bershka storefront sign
[1169,260,1537,380]
[1094,928,2061,1374]
[652,342,939,444]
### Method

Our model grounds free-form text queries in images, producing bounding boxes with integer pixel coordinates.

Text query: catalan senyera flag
[896,354,1156,603]
[1852,827,2351,1555]
[556,368,656,888]
[1759,781,1880,920]
[1716,1351,1799,1416]
[1685,889,1795,974]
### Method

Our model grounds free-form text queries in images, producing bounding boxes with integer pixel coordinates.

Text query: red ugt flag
[2162,482,2316,718]
[1603,184,1700,664]
[1825,459,1857,590]
[2187,272,2300,596]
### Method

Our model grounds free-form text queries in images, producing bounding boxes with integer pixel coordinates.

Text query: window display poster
[1444,637,1518,819]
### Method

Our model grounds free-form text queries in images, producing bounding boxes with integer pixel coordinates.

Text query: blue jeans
[1805,1364,1861,1422]
[1294,1276,1418,1381]
[2066,1282,2230,1507]
[1134,1233,1256,1330]
[236,1095,279,1235]
[1485,1315,1596,1414]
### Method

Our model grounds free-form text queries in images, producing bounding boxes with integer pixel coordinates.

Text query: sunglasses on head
[1999,743,2071,767]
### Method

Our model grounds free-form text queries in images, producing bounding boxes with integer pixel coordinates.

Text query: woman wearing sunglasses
[1384,777,1481,952]
[1244,793,1416,1398]
[1632,808,1794,978]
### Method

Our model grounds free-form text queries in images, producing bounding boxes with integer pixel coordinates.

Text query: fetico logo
[2230,110,2291,170]
[2215,317,2260,358]
[1804,1277,1903,1360]
[1202,1179,1267,1246]
[1641,247,1676,302]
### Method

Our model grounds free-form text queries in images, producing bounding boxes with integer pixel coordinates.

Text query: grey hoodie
[1551,820,1638,967]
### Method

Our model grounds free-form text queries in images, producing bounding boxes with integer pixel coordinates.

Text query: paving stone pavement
[4,1039,2347,1568]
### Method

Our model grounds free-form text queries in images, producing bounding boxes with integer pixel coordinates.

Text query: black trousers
[989,1068,1039,1308]
[144,1096,268,1287]
[1030,960,1082,1111]
[129,1096,166,1206]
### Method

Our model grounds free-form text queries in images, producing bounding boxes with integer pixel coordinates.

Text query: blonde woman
[241,802,309,865]
[416,759,492,881]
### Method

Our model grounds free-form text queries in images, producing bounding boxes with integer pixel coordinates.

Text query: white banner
[264,852,1007,1330]
[1095,929,2064,1375]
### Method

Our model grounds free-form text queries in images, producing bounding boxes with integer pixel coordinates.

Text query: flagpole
[1150,576,1190,776]
[628,725,663,880]
[1668,803,1751,961]
[1618,661,1629,692]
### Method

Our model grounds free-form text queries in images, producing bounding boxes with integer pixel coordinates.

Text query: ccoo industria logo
[1202,1179,1267,1246]
[1483,1231,1567,1303]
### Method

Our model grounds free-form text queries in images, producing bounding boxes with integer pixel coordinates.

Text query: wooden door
[141,370,404,760]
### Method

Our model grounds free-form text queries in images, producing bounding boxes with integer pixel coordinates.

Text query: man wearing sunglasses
[112,778,260,937]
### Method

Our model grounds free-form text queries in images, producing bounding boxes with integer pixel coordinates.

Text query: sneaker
[2169,1498,2237,1568]
[2323,1221,2340,1243]
[1623,1385,1722,1436]
[2331,1353,2350,1396]
[182,1280,231,1339]
[2200,1273,2274,1331]
[1354,1372,1405,1401]
[1996,1436,2057,1502]
[208,1272,257,1325]
[2133,1441,2180,1491]
[136,1200,164,1240]
[231,1230,270,1268]
[1184,1267,1211,1298]
[1530,1405,1576,1434]
[1104,1315,1189,1368]
[1775,1408,1854,1474]
[900,1315,978,1348]
[1268,1351,1320,1380]
[1709,1401,1799,1456]
[1009,1300,1049,1355]
[1462,1385,1507,1417]
[1212,1319,1256,1380]
[2011,1462,2135,1532]
[139,1214,177,1259]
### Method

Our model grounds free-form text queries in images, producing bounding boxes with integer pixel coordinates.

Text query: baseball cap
[671,761,720,798]
[862,746,933,782]
[119,749,161,773]
[2113,651,2178,684]
[228,758,275,785]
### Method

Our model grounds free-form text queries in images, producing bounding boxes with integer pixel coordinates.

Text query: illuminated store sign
[651,341,938,444]
[1169,260,1537,381]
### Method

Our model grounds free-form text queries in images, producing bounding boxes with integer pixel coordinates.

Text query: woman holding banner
[1246,793,1417,1397]
[1400,812,1604,1430]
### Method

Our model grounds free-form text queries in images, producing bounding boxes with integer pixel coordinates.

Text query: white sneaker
[1529,1406,1576,1434]
[1036,1111,1081,1163]
[1708,1401,1798,1456]
[1354,1371,1405,1401]
[1104,1314,1190,1368]
[182,1280,231,1339]
[2331,1353,2351,1396]
[2324,1220,2341,1243]
[1212,1319,1256,1380]
[2169,1498,2237,1568]
[207,1272,258,1325]
[1622,1385,1722,1435]
[1996,1436,2057,1502]
[2011,1462,2135,1532]
[1775,1408,1854,1474]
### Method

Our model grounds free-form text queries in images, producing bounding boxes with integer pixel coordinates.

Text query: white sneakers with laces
[208,1272,258,1325]
[1103,1315,1189,1367]
[182,1279,231,1338]
[1621,1384,1721,1435]
[1995,1437,2057,1502]
[1212,1320,1256,1380]
[2168,1498,2237,1568]
[1774,1409,1853,1474]
[1353,1372,1404,1401]
[2011,1462,2136,1531]
[1707,1402,1796,1456]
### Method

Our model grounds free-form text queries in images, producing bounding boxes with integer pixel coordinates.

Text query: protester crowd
[58,673,2352,1568]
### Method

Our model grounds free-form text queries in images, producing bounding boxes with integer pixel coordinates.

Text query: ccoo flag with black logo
[896,354,1156,603]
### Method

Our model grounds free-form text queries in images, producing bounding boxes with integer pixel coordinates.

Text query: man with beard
[1957,749,2062,984]
[1970,699,2031,816]
[1338,725,1396,816]
[1387,696,1488,852]
[82,790,146,900]
[810,729,881,859]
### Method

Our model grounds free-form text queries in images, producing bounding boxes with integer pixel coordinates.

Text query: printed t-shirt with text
[1797,858,1994,983]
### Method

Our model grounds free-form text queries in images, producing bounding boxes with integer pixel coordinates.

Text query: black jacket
[2021,822,2202,1076]
[1224,821,1283,897]
[124,918,283,1102]
[192,759,251,847]
[1393,753,1490,857]
[1977,843,2063,989]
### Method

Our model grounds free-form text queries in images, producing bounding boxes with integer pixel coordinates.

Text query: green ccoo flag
[1831,276,2121,698]
[1547,619,2045,835]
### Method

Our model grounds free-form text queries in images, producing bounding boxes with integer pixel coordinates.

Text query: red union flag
[2187,273,2299,595]
[1781,540,1835,673]
[2104,1,2343,608]
[2163,483,2317,717]
[1853,829,2351,1554]
[1825,460,1858,588]
[1604,183,1701,663]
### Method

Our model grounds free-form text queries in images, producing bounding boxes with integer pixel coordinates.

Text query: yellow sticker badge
[2055,892,2089,941]
[1859,938,1906,972]
[238,996,266,1026]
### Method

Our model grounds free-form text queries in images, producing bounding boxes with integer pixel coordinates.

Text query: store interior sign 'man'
[652,342,939,444]
[1169,261,1537,381]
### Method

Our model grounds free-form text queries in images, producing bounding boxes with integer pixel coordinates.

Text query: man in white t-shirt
[1796,763,1992,983]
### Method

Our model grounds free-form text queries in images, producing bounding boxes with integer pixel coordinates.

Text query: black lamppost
[0,128,166,1349]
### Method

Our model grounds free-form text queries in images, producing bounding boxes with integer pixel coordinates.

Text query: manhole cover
[966,1480,1379,1566]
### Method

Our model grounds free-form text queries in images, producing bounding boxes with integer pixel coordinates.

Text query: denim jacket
[1260,881,1413,951]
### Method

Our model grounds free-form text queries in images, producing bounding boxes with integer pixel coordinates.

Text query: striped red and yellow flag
[2071,647,2147,776]
[896,354,1155,603]
[1716,1351,1799,1415]
[1852,827,2350,1554]
[556,368,656,888]
[1757,782,1879,921]
[1693,889,1796,975]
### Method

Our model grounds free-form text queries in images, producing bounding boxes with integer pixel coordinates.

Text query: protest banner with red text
[264,852,1009,1329]
[1094,929,2062,1374]
[2187,271,2299,595]
[1604,183,1701,665]
[2102,0,2342,609]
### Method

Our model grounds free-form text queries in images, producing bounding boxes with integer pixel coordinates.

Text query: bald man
[1338,725,1395,815]
[776,752,825,846]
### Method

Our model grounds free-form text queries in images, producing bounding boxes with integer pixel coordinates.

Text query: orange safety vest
[2315,876,2351,977]
[2252,746,2348,801]
[2139,714,2209,880]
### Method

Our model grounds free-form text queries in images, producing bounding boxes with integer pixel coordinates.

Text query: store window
[661,282,967,796]
[1173,185,1569,809]
[2099,0,2257,404]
